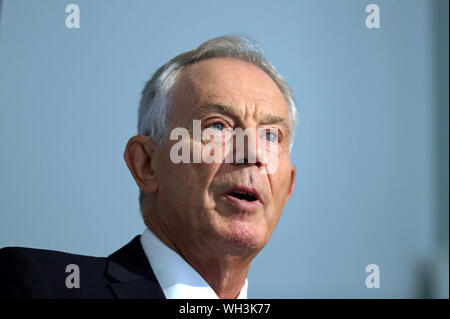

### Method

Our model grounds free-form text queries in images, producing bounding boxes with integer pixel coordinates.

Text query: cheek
[267,163,292,212]
[160,160,221,210]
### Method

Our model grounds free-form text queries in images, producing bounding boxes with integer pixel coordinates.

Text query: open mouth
[223,187,262,211]
[228,192,258,202]
[228,191,258,202]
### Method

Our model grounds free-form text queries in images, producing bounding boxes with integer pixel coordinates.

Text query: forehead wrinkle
[191,103,241,120]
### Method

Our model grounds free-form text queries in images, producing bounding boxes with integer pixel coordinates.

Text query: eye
[265,130,278,142]
[209,122,225,131]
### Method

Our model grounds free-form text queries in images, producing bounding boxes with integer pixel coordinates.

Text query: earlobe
[123,135,159,194]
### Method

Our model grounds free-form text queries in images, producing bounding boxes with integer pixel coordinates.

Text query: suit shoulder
[0,246,105,268]
[0,246,109,298]
[0,246,53,298]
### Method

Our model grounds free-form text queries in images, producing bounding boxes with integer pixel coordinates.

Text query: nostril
[232,157,262,167]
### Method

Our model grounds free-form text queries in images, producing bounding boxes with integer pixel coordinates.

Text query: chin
[216,219,267,253]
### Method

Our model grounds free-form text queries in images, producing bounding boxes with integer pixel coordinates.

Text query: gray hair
[137,35,298,209]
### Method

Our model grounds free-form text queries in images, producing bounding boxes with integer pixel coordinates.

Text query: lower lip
[224,194,262,212]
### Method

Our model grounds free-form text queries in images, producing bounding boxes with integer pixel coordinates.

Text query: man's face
[153,58,295,256]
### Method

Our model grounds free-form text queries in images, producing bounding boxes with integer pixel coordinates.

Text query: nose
[230,128,264,168]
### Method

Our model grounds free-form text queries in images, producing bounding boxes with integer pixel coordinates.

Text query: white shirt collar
[140,228,248,299]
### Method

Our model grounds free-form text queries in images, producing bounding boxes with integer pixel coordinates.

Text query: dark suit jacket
[0,235,166,299]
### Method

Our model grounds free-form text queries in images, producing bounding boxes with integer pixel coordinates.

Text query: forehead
[169,58,288,122]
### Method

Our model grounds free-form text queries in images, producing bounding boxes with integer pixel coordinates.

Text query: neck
[144,218,253,299]
[184,252,250,299]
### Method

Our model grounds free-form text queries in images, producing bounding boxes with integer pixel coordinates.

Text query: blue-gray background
[0,0,448,298]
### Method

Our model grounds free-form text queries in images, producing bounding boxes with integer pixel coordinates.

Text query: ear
[286,165,296,201]
[123,135,159,194]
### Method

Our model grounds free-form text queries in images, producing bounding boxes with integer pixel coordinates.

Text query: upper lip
[224,186,263,203]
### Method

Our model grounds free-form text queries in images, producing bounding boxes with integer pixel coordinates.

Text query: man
[0,35,297,299]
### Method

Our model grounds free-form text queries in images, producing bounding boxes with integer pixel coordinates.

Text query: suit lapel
[106,235,166,299]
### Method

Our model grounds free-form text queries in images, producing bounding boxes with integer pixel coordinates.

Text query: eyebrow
[259,114,289,131]
[192,103,290,132]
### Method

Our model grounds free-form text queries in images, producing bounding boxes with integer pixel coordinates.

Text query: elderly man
[0,35,297,299]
